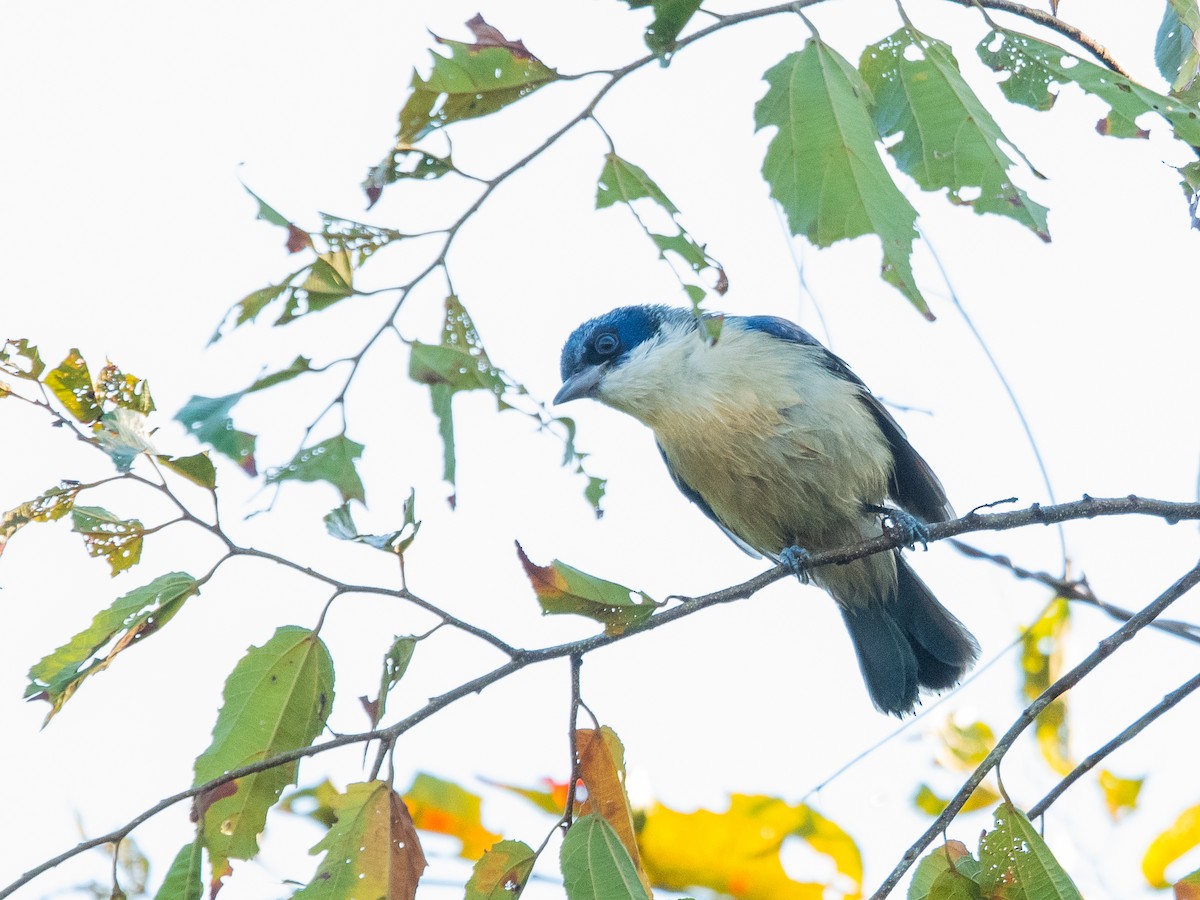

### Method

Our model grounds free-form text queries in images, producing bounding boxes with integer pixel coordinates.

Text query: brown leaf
[575,727,653,897]
[462,13,537,61]
[286,225,313,254]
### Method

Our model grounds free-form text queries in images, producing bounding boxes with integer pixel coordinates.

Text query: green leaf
[95,361,155,414]
[157,453,217,490]
[294,781,427,900]
[978,28,1200,147]
[363,148,457,209]
[1157,1,1200,92]
[324,491,420,557]
[320,214,407,264]
[0,338,46,381]
[281,779,341,828]
[175,393,258,476]
[26,572,200,721]
[860,27,1049,240]
[276,250,355,325]
[194,626,335,888]
[561,815,651,900]
[596,153,727,305]
[620,0,703,57]
[44,349,101,423]
[1,483,82,556]
[71,505,144,575]
[267,435,366,504]
[243,182,292,229]
[246,355,313,393]
[395,23,558,146]
[408,296,508,497]
[466,840,537,899]
[1178,159,1200,228]
[516,543,658,636]
[979,801,1083,899]
[755,41,928,316]
[361,635,418,727]
[153,838,203,900]
[909,841,982,900]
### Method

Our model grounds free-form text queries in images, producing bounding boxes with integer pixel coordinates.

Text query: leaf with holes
[561,816,651,900]
[320,214,407,265]
[44,349,101,423]
[978,28,1200,146]
[363,147,457,209]
[360,634,418,726]
[175,394,258,475]
[1157,1,1200,93]
[0,338,46,381]
[26,572,200,721]
[1,483,82,558]
[268,435,366,504]
[466,840,537,899]
[71,506,145,575]
[755,40,927,316]
[95,361,155,414]
[294,781,427,900]
[979,802,1083,898]
[194,626,335,894]
[861,27,1049,239]
[619,0,702,57]
[516,543,658,636]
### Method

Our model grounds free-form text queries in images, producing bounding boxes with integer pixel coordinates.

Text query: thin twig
[1027,669,1200,820]
[869,559,1200,899]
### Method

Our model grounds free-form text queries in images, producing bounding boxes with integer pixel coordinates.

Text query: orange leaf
[575,727,653,897]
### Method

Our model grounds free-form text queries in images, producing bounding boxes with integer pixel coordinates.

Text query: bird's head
[554,305,691,412]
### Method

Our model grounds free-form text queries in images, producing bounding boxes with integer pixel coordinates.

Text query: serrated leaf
[576,727,652,898]
[515,542,657,636]
[860,28,1049,239]
[1144,803,1200,889]
[402,773,500,860]
[1098,769,1143,820]
[979,802,1083,898]
[561,815,651,900]
[361,635,418,726]
[157,452,217,490]
[294,781,426,900]
[620,0,702,57]
[909,841,982,900]
[268,435,366,504]
[466,840,537,899]
[755,41,927,316]
[26,572,200,721]
[175,394,258,475]
[639,795,860,899]
[395,20,557,146]
[1,483,82,558]
[194,626,335,890]
[0,338,46,380]
[45,349,101,423]
[71,505,144,575]
[153,838,203,900]
[978,28,1200,147]
[1020,597,1074,775]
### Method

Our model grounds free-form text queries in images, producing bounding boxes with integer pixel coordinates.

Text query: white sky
[3,1,1200,898]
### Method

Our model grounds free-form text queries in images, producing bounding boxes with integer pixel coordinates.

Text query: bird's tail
[838,555,979,716]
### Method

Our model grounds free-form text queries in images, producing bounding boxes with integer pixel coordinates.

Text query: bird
[554,304,978,716]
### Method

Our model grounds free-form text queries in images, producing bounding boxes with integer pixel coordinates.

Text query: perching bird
[554,305,978,715]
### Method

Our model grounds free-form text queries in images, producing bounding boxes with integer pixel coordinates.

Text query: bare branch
[869,558,1200,899]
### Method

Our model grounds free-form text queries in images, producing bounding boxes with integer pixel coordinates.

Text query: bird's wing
[736,316,955,524]
[657,443,763,559]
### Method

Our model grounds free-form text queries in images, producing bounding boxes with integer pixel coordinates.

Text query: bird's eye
[594,332,619,355]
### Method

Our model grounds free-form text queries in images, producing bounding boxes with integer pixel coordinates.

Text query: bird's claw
[876,507,930,550]
[779,545,814,583]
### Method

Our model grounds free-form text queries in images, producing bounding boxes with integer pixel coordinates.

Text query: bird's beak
[554,364,604,405]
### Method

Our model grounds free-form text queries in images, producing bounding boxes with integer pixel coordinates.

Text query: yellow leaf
[576,727,652,898]
[402,773,500,860]
[638,795,861,900]
[1098,770,1143,820]
[914,781,1000,816]
[936,717,996,771]
[1020,597,1074,775]
[1144,803,1200,889]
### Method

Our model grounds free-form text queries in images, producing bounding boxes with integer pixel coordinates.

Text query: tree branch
[869,557,1200,899]
[1026,669,1200,820]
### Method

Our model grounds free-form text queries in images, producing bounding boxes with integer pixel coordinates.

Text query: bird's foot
[868,504,930,550]
[779,545,814,583]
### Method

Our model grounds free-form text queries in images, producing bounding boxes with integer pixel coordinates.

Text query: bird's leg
[779,545,814,583]
[865,503,930,550]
